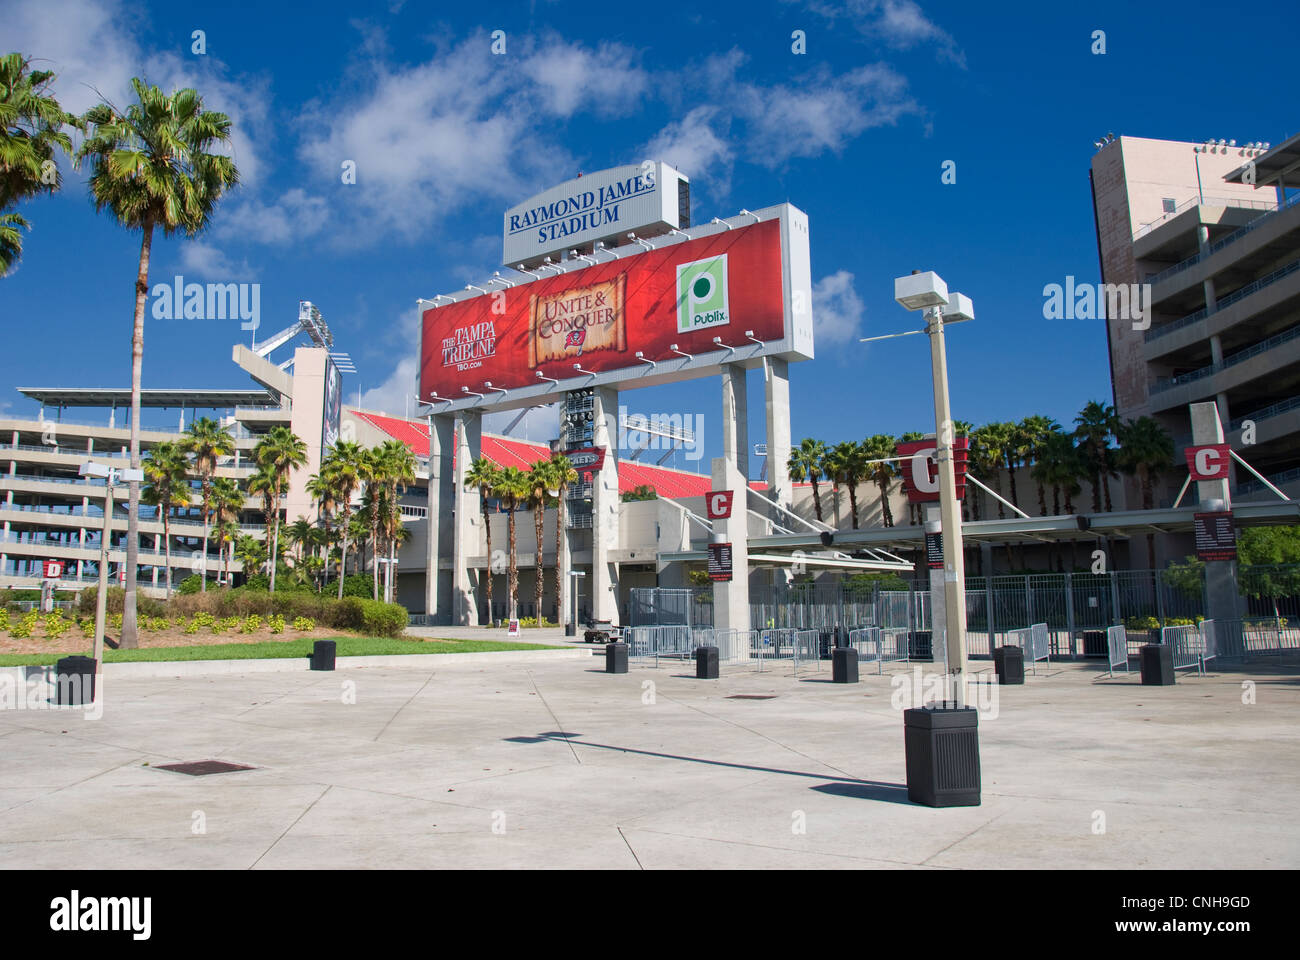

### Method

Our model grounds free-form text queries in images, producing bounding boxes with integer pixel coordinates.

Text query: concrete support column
[452,414,481,626]
[763,357,792,511]
[427,414,455,621]
[591,386,620,624]
[1189,401,1243,625]
[721,364,749,481]
[711,455,750,637]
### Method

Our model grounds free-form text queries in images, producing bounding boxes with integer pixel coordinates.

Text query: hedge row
[76,587,407,637]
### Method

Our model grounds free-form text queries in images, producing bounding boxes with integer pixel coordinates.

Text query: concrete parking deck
[1,652,1297,869]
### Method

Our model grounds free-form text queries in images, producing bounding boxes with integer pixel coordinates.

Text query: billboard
[321,356,342,451]
[503,162,687,269]
[422,208,812,402]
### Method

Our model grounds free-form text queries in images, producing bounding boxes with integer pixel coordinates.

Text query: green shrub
[241,614,263,634]
[268,614,285,635]
[324,596,366,631]
[176,575,202,596]
[360,600,408,637]
[292,616,316,632]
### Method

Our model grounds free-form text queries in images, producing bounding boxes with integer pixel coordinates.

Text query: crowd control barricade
[1159,624,1212,676]
[1105,625,1129,678]
[1007,623,1051,674]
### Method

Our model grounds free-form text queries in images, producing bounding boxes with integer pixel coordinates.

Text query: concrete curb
[0,648,589,682]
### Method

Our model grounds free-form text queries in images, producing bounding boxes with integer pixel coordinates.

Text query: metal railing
[1151,317,1300,394]
[1198,617,1300,659]
[1007,623,1050,673]
[1133,194,1278,241]
[1145,191,1300,286]
[846,626,910,674]
[1145,257,1300,344]
[1229,394,1300,431]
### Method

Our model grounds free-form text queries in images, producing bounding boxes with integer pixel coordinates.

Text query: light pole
[569,569,586,636]
[891,271,973,704]
[79,462,143,678]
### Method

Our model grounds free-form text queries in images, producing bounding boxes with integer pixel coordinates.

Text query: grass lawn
[0,636,566,667]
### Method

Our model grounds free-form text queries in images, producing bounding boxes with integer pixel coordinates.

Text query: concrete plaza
[1,647,1297,869]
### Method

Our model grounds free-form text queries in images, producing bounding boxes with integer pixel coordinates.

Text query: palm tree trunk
[371,521,380,600]
[338,514,350,600]
[121,217,153,649]
[534,503,545,623]
[269,495,280,592]
[163,515,172,599]
[1037,481,1047,516]
[1006,458,1019,511]
[482,496,494,621]
[200,485,211,593]
[877,478,893,527]
[811,480,822,522]
[847,481,859,529]
[508,512,518,620]
[554,488,565,625]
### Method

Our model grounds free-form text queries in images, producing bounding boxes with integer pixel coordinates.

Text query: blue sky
[2,0,1292,476]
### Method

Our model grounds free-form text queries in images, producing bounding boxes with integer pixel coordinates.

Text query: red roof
[349,408,763,497]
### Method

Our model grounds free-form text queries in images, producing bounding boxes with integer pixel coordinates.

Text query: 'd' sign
[1185,444,1231,481]
[706,490,735,520]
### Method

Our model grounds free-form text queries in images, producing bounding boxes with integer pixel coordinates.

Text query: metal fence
[628,565,1300,663]
[1105,625,1129,677]
[1160,624,1214,676]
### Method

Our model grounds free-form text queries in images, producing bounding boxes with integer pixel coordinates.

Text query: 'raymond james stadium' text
[508,175,655,245]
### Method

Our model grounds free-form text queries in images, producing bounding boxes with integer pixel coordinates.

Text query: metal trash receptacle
[605,641,628,674]
[903,704,981,807]
[1082,630,1108,658]
[1140,643,1175,685]
[55,655,96,706]
[695,645,719,679]
[993,645,1024,685]
[831,646,859,684]
[310,639,336,671]
[907,630,933,661]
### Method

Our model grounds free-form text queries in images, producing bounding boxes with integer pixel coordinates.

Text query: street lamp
[866,272,981,807]
[568,569,586,637]
[79,461,143,684]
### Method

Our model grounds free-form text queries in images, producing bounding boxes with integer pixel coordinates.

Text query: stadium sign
[422,205,814,405]
[503,162,688,269]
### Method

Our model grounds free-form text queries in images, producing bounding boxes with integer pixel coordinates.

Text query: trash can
[605,641,628,674]
[310,639,336,671]
[907,630,933,662]
[565,622,576,637]
[903,704,981,807]
[992,645,1024,685]
[695,645,719,679]
[1082,630,1108,658]
[831,646,859,684]
[1140,643,1175,685]
[55,655,95,706]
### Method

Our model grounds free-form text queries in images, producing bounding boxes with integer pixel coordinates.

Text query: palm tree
[825,441,865,529]
[527,460,554,622]
[306,471,337,584]
[374,440,416,602]
[77,78,238,646]
[971,423,1011,519]
[787,438,827,522]
[322,441,365,598]
[286,518,315,568]
[245,465,276,577]
[549,454,577,624]
[1074,401,1119,512]
[253,426,308,592]
[493,466,531,620]
[1117,416,1175,567]
[1019,416,1060,516]
[211,477,244,586]
[1033,430,1083,515]
[182,417,234,593]
[465,457,502,620]
[140,440,189,598]
[0,53,77,275]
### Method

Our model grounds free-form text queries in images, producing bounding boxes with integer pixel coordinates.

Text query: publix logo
[676,255,730,332]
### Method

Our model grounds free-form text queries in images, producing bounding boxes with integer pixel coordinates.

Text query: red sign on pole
[705,490,735,520]
[42,560,63,580]
[1185,444,1231,481]
[897,437,969,503]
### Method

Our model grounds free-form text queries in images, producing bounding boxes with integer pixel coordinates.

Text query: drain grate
[726,695,777,700]
[154,760,257,776]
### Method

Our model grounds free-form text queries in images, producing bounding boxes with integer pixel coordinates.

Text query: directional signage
[706,490,734,520]
[707,542,733,582]
[42,560,63,580]
[897,437,969,503]
[1194,510,1237,561]
[1186,444,1231,481]
[924,531,943,570]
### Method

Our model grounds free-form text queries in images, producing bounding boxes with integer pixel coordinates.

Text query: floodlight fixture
[634,351,657,370]
[669,344,692,360]
[744,330,762,346]
[894,271,950,311]
[941,292,975,324]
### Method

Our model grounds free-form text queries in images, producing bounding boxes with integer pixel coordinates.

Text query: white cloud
[812,270,865,344]
[484,403,561,443]
[797,0,966,67]
[177,242,254,281]
[217,188,331,245]
[358,355,418,419]
[518,37,649,118]
[639,106,734,193]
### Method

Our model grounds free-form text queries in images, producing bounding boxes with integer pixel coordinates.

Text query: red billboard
[420,219,786,398]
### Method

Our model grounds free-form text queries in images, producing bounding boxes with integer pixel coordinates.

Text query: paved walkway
[2,655,1297,869]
